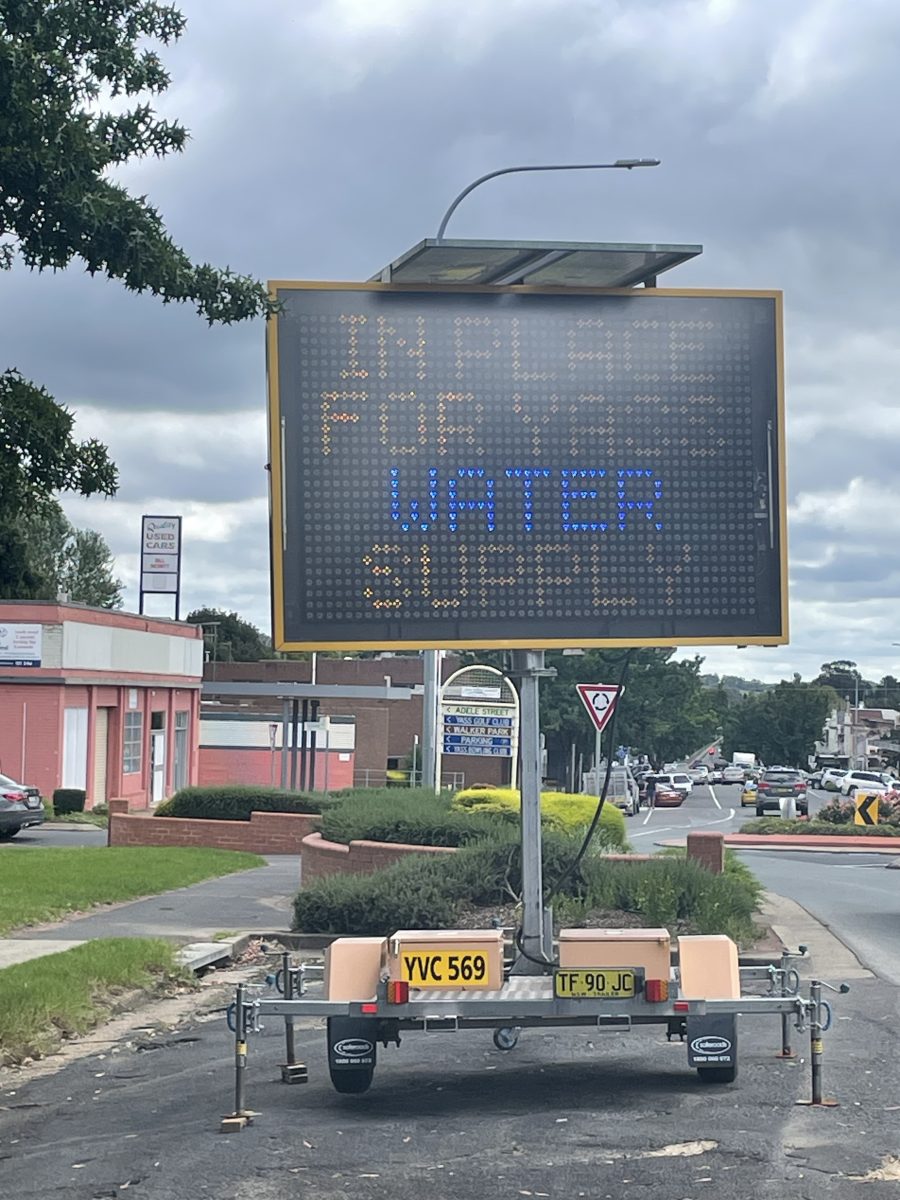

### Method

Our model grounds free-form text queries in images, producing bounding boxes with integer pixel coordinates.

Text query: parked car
[755,768,808,817]
[721,765,746,785]
[605,765,641,816]
[839,770,900,797]
[0,772,45,839]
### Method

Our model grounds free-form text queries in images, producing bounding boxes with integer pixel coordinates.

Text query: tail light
[1,791,26,802]
[387,980,409,1004]
[673,1000,691,1013]
[644,978,669,1003]
[757,782,770,791]
[794,782,806,791]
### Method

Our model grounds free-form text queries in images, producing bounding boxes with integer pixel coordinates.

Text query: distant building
[815,704,900,770]
[205,655,511,789]
[0,601,202,808]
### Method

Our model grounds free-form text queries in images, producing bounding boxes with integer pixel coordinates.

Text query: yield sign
[576,683,623,733]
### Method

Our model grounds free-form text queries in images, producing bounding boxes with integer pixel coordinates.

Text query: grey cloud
[5,0,900,680]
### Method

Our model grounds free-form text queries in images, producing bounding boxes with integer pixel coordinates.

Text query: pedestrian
[645,774,657,808]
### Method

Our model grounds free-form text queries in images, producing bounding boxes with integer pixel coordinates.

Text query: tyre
[755,805,764,817]
[697,1064,737,1084]
[329,1066,374,1094]
[0,828,21,840]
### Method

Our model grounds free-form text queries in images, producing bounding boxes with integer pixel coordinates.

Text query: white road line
[708,784,722,811]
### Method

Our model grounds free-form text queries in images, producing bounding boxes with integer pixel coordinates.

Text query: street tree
[186,609,271,663]
[14,503,122,607]
[0,2,272,590]
[723,680,838,767]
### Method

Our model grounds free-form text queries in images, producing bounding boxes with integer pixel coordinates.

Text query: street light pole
[436,158,660,241]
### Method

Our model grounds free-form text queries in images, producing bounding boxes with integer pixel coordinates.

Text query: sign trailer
[221,255,841,1127]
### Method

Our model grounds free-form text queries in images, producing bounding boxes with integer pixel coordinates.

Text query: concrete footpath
[0,855,299,971]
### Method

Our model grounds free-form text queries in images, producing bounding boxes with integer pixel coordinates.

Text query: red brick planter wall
[108,807,319,855]
[301,831,455,882]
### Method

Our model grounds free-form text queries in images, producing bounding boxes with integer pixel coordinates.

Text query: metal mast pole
[421,649,441,792]
[511,649,554,972]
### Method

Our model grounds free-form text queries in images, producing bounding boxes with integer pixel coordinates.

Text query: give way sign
[576,683,623,733]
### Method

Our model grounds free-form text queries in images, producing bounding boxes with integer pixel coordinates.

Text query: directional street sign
[576,683,623,733]
[854,791,880,826]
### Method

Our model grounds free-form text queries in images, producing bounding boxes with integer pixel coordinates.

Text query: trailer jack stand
[795,979,845,1108]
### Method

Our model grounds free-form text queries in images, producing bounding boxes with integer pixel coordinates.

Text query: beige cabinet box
[388,929,504,990]
[324,937,386,1002]
[677,935,740,1000]
[558,928,672,980]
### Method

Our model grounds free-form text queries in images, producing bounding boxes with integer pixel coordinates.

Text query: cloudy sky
[5,0,900,686]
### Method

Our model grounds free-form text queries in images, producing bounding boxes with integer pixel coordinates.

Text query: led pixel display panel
[268,284,785,650]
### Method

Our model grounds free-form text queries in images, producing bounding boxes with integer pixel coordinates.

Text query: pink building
[0,602,203,809]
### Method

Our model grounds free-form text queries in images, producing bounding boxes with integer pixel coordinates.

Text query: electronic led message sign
[267,283,785,650]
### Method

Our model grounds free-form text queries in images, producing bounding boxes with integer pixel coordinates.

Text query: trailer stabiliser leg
[796,979,844,1108]
[775,952,801,1059]
[221,983,257,1132]
[280,952,309,1084]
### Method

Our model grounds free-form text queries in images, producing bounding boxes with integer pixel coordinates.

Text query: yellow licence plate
[399,949,492,988]
[554,969,636,999]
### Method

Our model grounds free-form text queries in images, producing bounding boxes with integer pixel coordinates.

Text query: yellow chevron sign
[854,791,880,826]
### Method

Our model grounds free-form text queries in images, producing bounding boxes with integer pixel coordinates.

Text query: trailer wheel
[329,1065,374,1094]
[697,1064,737,1084]
[493,1026,520,1051]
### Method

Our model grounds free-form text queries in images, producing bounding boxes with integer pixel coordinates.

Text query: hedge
[318,790,514,847]
[453,786,628,849]
[741,817,900,838]
[293,837,761,944]
[155,785,321,822]
[53,788,85,815]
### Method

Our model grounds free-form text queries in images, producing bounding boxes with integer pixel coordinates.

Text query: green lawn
[0,846,265,933]
[0,938,192,1064]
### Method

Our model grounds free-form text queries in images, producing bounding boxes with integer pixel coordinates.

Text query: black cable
[512,648,635,969]
[545,647,634,905]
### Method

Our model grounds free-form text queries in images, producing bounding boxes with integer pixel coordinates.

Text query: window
[123,711,143,774]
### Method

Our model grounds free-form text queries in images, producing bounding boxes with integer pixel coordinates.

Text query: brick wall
[108,807,319,854]
[300,831,456,881]
[198,746,354,791]
[686,831,725,874]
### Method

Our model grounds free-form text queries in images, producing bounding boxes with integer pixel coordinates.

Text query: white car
[838,770,900,797]
[653,772,693,798]
[721,765,746,785]
[686,764,709,783]
[816,768,847,791]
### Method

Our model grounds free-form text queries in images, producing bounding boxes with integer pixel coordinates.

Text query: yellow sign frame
[267,282,787,652]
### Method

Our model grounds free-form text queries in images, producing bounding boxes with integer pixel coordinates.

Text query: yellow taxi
[740,779,758,807]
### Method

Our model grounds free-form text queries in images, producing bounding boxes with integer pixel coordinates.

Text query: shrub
[740,817,900,838]
[319,790,509,847]
[452,786,627,849]
[53,788,85,815]
[293,855,458,935]
[582,856,759,944]
[155,785,320,821]
[817,799,854,824]
[450,827,589,906]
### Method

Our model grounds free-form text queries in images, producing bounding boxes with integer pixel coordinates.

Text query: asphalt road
[0,823,108,849]
[636,784,900,986]
[3,972,897,1200]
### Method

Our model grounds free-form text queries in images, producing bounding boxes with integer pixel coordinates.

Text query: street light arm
[435,159,660,241]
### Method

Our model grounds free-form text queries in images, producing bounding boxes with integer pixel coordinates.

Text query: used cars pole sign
[267,283,785,650]
[576,683,622,733]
